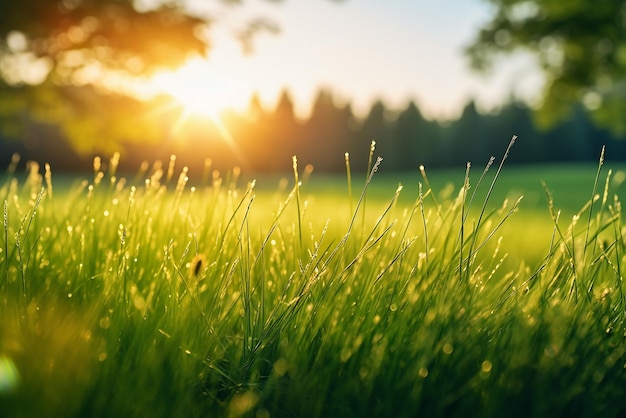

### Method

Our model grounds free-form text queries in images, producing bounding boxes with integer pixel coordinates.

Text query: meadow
[0,141,625,418]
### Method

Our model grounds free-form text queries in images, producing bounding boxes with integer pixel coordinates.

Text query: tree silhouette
[351,100,390,170]
[305,90,355,171]
[445,101,490,166]
[262,90,301,171]
[542,104,596,162]
[393,101,441,170]
[485,101,541,164]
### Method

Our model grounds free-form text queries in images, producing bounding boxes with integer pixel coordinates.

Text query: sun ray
[140,56,251,165]
[208,113,248,167]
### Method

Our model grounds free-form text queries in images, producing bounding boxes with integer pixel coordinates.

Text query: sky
[179,0,545,120]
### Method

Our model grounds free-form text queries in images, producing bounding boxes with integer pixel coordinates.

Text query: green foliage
[0,145,625,417]
[0,0,208,150]
[0,0,207,72]
[0,0,337,153]
[468,0,626,133]
[2,82,173,153]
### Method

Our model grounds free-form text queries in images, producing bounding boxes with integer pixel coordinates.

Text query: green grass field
[1,147,625,417]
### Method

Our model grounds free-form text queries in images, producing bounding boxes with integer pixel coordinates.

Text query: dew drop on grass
[99,316,111,329]
[544,345,559,358]
[481,360,492,373]
[389,303,398,312]
[418,367,428,378]
[443,343,453,355]
[98,353,107,362]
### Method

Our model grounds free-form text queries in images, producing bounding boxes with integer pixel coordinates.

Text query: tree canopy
[0,1,208,77]
[0,0,208,151]
[0,0,331,152]
[467,0,626,133]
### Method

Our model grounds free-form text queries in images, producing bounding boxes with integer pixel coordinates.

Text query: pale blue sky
[184,0,544,120]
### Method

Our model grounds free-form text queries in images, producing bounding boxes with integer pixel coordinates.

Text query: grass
[0,141,625,418]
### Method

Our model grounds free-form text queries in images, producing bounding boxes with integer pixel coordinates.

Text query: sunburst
[146,57,250,159]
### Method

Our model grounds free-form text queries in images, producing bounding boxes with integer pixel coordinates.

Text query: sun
[142,56,251,165]
[149,57,249,118]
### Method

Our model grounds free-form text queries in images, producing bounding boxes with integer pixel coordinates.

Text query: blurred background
[1,0,625,176]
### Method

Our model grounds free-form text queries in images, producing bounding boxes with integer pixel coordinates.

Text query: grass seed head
[190,254,206,279]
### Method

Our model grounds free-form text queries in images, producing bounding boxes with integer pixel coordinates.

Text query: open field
[253,160,626,265]
[0,152,625,417]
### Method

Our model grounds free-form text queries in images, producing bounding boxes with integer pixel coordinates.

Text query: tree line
[3,0,626,172]
[1,88,625,176]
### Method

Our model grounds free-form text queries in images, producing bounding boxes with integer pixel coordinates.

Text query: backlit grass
[0,141,625,418]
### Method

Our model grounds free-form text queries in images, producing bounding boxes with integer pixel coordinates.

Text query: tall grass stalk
[3,200,8,287]
[345,152,354,216]
[360,140,377,236]
[292,156,303,256]
[464,136,516,274]
[582,146,605,263]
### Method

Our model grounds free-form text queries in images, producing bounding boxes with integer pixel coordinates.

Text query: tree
[351,100,390,170]
[467,1,626,133]
[0,0,340,153]
[255,89,301,171]
[0,1,207,76]
[446,100,491,166]
[392,101,442,170]
[305,89,355,171]
[0,0,208,150]
[485,100,542,164]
